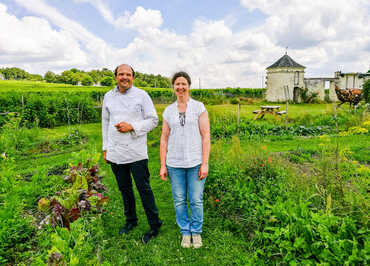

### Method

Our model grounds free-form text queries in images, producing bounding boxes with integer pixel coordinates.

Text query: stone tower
[266,53,305,102]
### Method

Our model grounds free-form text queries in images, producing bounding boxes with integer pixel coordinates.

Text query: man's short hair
[114,64,135,78]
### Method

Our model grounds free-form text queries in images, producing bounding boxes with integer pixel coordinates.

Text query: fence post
[21,95,24,112]
[237,103,240,135]
[333,100,338,132]
[80,102,84,124]
[65,98,70,129]
[284,86,289,130]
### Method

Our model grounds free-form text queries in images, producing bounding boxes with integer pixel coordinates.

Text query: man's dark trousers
[111,159,161,229]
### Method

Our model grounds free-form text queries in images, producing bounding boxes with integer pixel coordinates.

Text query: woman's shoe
[181,235,191,248]
[192,234,202,248]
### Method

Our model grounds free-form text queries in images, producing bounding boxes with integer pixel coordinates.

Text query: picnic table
[253,105,286,120]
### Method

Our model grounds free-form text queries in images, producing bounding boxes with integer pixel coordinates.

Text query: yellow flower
[347,126,368,135]
[358,165,370,174]
[362,120,370,128]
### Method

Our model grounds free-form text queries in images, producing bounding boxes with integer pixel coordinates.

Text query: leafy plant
[47,220,98,265]
[300,88,319,103]
[38,157,108,229]
[362,79,370,103]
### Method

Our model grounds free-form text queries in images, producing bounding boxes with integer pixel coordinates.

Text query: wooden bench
[276,110,286,115]
[253,106,283,120]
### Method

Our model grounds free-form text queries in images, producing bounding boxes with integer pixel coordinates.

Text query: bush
[362,79,370,103]
[205,139,369,265]
[81,75,93,86]
[100,76,114,87]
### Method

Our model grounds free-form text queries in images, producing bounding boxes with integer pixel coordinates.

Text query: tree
[70,68,80,73]
[133,79,148,87]
[60,70,79,85]
[363,79,370,103]
[100,76,114,87]
[44,71,57,83]
[0,67,28,80]
[88,70,100,83]
[28,74,43,81]
[81,75,94,86]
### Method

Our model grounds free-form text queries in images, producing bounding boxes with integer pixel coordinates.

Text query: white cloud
[73,1,163,32]
[0,3,87,72]
[1,0,369,88]
[13,0,116,68]
[115,6,163,32]
[239,0,370,77]
[191,20,232,46]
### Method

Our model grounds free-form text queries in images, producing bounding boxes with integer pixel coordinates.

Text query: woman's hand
[160,166,168,181]
[199,163,208,180]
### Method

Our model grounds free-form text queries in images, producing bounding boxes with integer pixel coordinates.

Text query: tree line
[0,67,171,88]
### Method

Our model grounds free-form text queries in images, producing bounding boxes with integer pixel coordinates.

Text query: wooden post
[237,103,240,135]
[65,98,70,128]
[333,99,338,133]
[77,102,80,124]
[284,86,289,130]
[21,95,24,114]
[80,103,84,124]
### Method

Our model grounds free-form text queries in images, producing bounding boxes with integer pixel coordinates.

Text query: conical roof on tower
[267,53,305,69]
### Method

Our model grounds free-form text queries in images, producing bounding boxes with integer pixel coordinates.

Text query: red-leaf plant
[38,158,109,229]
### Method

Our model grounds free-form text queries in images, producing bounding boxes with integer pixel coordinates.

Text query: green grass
[0,80,110,92]
[7,123,253,265]
[1,99,369,264]
[5,120,368,264]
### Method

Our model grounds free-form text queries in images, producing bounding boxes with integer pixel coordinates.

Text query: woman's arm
[199,111,210,180]
[160,119,170,181]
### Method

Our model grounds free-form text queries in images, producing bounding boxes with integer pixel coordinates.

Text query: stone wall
[335,73,369,89]
[304,78,337,101]
[266,67,305,102]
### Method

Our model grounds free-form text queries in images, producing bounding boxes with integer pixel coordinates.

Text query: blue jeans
[167,164,206,235]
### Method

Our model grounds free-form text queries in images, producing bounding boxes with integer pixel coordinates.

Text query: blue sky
[0,0,369,87]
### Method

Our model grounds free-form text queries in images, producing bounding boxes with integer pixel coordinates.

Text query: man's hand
[103,150,109,163]
[198,163,208,180]
[160,166,168,181]
[115,121,133,133]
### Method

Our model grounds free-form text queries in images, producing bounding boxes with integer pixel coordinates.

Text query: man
[102,64,162,244]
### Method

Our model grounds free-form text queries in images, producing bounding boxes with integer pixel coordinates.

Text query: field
[0,81,369,265]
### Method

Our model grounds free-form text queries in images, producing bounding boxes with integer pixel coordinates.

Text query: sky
[0,0,369,88]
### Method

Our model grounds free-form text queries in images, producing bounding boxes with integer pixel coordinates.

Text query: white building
[266,53,370,102]
[266,53,305,102]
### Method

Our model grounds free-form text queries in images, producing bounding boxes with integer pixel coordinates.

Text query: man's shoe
[141,221,162,244]
[181,235,191,248]
[119,223,137,235]
[141,229,159,244]
[192,234,202,248]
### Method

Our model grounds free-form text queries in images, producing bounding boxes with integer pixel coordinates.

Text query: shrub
[100,76,114,87]
[362,79,370,103]
[81,75,93,86]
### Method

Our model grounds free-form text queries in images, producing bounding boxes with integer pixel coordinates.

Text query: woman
[160,71,210,248]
